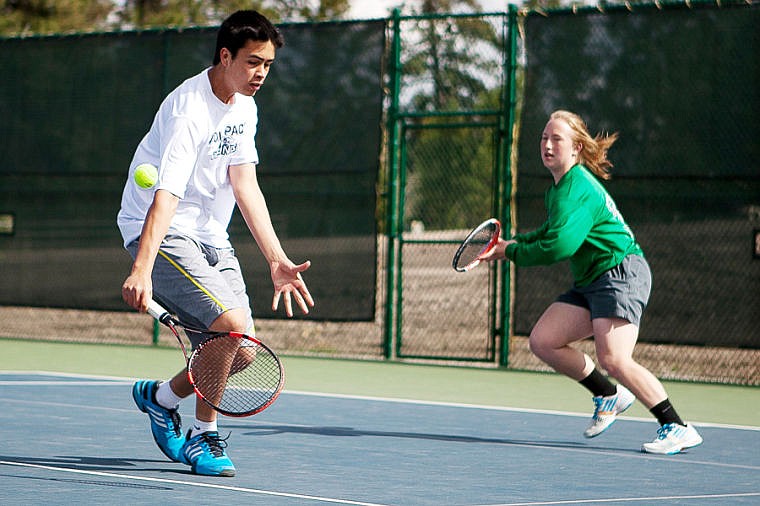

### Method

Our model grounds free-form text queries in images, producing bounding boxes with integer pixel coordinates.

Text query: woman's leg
[592,317,667,409]
[593,316,703,453]
[529,302,595,380]
[531,303,639,438]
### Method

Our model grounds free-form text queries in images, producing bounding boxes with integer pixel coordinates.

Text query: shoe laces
[591,396,604,420]
[656,423,677,440]
[200,432,230,458]
[168,410,182,437]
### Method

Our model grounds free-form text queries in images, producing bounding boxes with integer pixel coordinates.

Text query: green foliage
[394,5,505,230]
[402,13,500,112]
[0,0,113,35]
[416,0,482,15]
[269,0,351,21]
[0,0,351,36]
[116,0,262,28]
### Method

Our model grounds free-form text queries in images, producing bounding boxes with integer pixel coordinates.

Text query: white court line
[0,380,133,386]
[1,370,758,432]
[478,492,760,506]
[0,397,135,414]
[471,492,760,506]
[283,390,760,432]
[1,459,757,506]
[0,460,389,506]
[0,370,131,381]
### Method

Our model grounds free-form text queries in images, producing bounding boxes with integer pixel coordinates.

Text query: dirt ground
[1,304,756,385]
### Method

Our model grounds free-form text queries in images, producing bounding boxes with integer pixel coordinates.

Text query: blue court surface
[0,371,758,506]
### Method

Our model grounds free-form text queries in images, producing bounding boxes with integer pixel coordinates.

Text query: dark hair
[213,10,284,65]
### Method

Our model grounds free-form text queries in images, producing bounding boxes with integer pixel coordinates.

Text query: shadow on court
[231,422,644,455]
[0,454,197,476]
[0,471,174,491]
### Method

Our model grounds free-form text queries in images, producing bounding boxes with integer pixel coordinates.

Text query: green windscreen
[515,4,760,348]
[0,20,384,321]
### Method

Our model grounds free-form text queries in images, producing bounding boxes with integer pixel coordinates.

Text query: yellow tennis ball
[134,163,158,189]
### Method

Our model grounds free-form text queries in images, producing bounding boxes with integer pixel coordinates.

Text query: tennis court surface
[1,371,758,506]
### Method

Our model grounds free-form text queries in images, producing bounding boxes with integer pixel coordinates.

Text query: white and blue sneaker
[182,431,236,477]
[132,380,185,462]
[583,384,636,438]
[641,423,703,454]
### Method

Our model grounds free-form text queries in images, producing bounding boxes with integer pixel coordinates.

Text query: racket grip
[147,299,171,324]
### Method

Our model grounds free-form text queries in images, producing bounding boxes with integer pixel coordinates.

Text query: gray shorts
[556,254,652,327]
[127,234,254,345]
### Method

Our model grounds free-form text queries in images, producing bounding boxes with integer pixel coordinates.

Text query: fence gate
[384,10,517,363]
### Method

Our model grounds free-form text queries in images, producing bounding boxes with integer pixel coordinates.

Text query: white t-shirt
[118,68,259,248]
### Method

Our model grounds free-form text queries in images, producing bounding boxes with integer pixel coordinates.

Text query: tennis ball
[134,163,158,189]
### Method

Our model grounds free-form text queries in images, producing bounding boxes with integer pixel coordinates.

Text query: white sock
[155,381,183,409]
[190,419,217,438]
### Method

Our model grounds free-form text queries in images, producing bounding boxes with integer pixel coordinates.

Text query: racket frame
[452,218,501,272]
[147,300,285,417]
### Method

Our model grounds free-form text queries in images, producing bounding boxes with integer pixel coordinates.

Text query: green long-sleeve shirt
[505,164,643,287]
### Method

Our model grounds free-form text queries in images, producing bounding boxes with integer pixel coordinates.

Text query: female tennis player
[118,11,314,476]
[481,110,702,454]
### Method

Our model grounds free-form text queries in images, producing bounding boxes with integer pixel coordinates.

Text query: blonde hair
[550,110,619,180]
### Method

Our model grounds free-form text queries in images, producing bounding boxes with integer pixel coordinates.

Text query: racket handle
[147,299,172,324]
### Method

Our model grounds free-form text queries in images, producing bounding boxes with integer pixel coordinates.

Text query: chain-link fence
[384,11,512,363]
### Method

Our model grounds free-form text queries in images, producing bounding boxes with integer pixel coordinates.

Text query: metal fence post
[383,8,403,360]
[499,4,519,367]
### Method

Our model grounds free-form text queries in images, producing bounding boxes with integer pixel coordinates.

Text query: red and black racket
[452,218,501,272]
[147,300,284,417]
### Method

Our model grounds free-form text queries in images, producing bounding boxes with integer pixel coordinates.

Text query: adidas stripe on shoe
[132,380,185,462]
[583,384,636,438]
[181,430,236,477]
[641,423,703,454]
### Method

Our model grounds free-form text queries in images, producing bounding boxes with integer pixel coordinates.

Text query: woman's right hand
[480,238,516,262]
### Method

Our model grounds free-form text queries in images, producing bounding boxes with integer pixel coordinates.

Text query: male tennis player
[118,10,314,476]
[481,110,702,455]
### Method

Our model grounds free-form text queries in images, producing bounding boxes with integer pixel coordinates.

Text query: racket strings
[455,223,498,270]
[189,336,283,416]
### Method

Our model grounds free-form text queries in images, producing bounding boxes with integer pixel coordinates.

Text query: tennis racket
[147,300,284,417]
[452,218,501,272]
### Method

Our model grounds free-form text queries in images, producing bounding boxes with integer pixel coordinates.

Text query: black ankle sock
[649,399,685,426]
[579,368,617,397]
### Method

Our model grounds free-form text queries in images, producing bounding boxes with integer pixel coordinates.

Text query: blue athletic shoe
[132,380,185,462]
[181,431,236,477]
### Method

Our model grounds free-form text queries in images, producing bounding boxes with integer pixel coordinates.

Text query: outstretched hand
[271,260,315,317]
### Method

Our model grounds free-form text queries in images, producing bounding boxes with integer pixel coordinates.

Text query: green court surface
[1,338,757,428]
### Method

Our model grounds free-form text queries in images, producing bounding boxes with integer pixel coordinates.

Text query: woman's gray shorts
[556,254,652,327]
